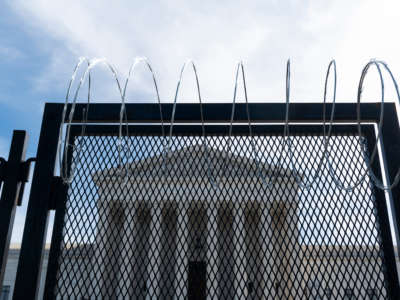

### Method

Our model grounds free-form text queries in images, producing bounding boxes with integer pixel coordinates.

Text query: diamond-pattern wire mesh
[53,130,388,299]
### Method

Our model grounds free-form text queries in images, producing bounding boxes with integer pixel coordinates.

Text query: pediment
[93,144,299,183]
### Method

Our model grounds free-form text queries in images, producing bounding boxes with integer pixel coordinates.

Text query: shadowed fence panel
[10,102,400,300]
[48,129,391,299]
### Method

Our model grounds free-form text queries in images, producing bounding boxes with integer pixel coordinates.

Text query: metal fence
[2,102,400,299]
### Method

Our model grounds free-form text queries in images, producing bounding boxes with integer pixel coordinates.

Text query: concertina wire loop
[224,61,287,189]
[59,58,124,185]
[58,57,89,185]
[58,58,400,192]
[118,57,165,186]
[356,60,400,191]
[164,59,212,184]
[286,60,338,190]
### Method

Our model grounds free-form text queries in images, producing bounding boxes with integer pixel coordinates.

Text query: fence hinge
[18,157,36,183]
[0,157,36,206]
[48,176,66,210]
[16,157,36,206]
[17,157,36,206]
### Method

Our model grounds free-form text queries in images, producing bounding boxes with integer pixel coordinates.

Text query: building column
[174,201,188,298]
[118,201,152,299]
[282,201,300,300]
[234,202,247,299]
[207,201,218,299]
[270,199,299,300]
[147,205,162,298]
[98,200,124,299]
[260,202,270,299]
[159,203,178,298]
[217,203,235,299]
[244,202,266,299]
[88,200,109,297]
[118,202,135,298]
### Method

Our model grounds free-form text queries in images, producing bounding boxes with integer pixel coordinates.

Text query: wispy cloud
[0,45,24,61]
[8,0,400,102]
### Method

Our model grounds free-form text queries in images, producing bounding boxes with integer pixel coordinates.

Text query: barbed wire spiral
[58,57,400,192]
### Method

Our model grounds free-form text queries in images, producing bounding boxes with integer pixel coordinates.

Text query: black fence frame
[0,130,28,288]
[11,102,400,299]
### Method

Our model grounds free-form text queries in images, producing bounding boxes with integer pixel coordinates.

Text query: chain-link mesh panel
[52,130,389,299]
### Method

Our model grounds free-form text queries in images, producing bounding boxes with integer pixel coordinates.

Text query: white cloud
[5,0,400,245]
[8,0,400,103]
[0,45,24,61]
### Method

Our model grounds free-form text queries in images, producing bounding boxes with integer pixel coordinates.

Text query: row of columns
[93,199,300,299]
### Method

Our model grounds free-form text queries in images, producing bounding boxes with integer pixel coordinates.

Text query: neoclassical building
[86,145,387,299]
[91,145,303,299]
[0,147,392,299]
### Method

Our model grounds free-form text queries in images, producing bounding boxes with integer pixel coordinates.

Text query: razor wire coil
[58,58,400,192]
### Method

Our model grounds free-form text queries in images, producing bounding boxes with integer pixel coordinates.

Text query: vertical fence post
[380,104,400,253]
[13,104,63,300]
[364,125,400,298]
[43,128,75,299]
[0,131,28,287]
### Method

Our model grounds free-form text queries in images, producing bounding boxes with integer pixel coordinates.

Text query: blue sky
[0,4,56,243]
[1,0,400,243]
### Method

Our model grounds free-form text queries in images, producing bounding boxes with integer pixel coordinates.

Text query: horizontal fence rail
[55,102,387,123]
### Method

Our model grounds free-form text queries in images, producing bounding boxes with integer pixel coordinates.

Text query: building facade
[88,146,393,299]
[88,146,302,298]
[2,146,398,299]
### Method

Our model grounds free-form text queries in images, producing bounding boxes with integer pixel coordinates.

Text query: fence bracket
[48,176,67,210]
[0,156,36,206]
[16,157,36,206]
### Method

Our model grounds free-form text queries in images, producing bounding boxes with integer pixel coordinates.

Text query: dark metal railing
[8,102,400,299]
[0,131,31,287]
